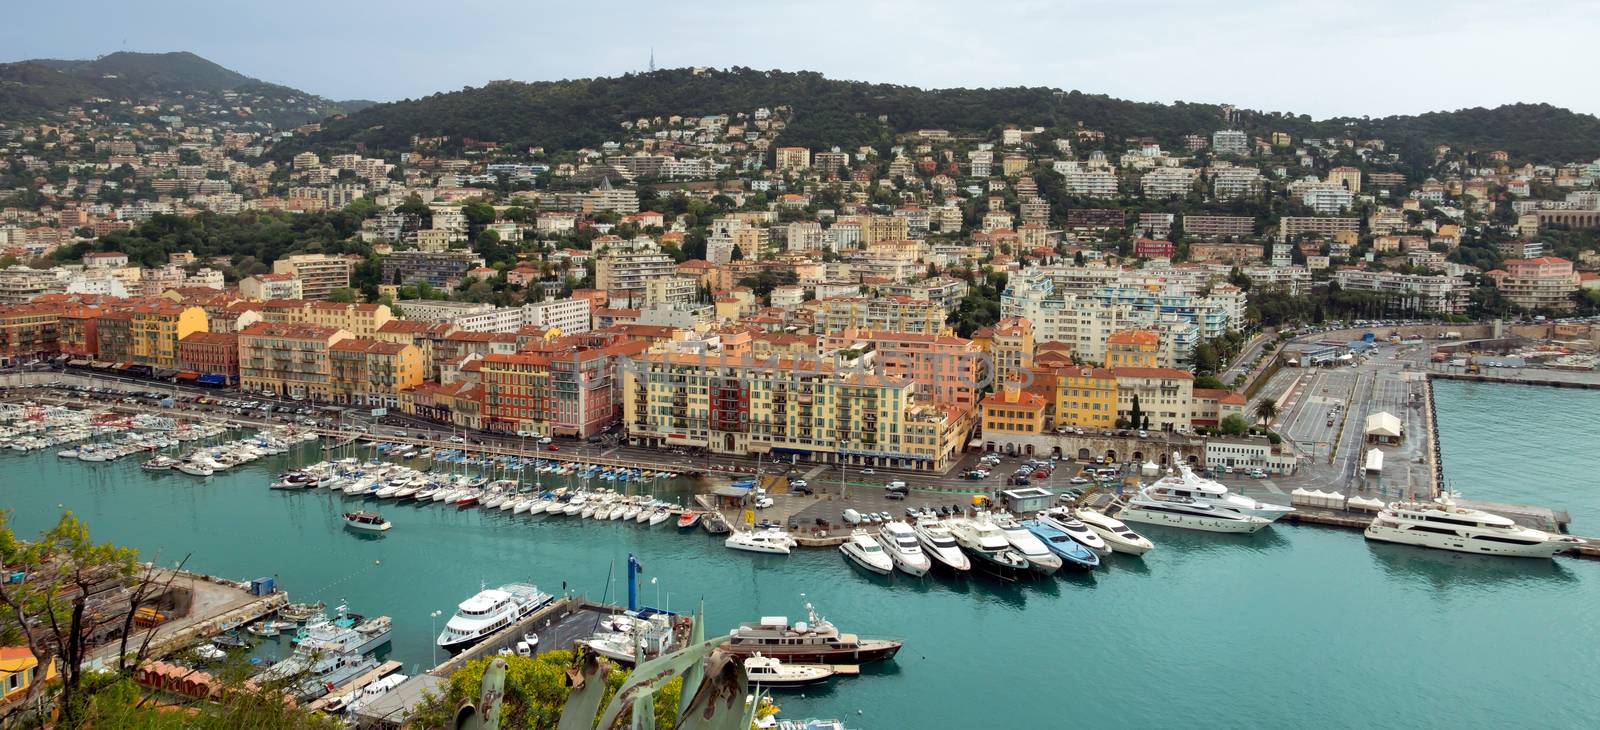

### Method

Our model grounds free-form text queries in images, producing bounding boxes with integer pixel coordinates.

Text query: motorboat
[176,460,214,477]
[648,509,672,526]
[744,654,835,688]
[838,529,894,574]
[875,522,931,577]
[1072,508,1154,555]
[1036,507,1112,555]
[946,514,1031,575]
[1021,519,1100,570]
[910,515,970,572]
[436,583,555,652]
[1118,487,1271,534]
[142,455,179,471]
[262,605,391,700]
[1146,461,1294,521]
[722,603,902,663]
[343,511,391,533]
[1365,491,1585,558]
[677,511,703,529]
[990,513,1062,575]
[725,528,796,555]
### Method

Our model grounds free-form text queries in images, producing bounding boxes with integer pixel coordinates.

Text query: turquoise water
[3,428,1598,728]
[1433,379,1600,531]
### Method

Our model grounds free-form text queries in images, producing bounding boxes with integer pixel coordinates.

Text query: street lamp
[430,610,442,666]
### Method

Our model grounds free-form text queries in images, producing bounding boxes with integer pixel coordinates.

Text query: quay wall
[427,596,579,678]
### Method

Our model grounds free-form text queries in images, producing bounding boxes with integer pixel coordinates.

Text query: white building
[1212,130,1249,156]
[521,297,591,334]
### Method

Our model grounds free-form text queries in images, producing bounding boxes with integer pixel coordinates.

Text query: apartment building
[1291,180,1355,214]
[594,238,677,308]
[240,273,303,300]
[382,250,485,287]
[1331,270,1468,314]
[1141,167,1198,198]
[237,322,351,400]
[480,340,646,438]
[774,146,811,172]
[1279,216,1360,240]
[1212,168,1263,199]
[256,300,394,338]
[623,352,970,471]
[1327,166,1362,193]
[822,329,989,409]
[1212,130,1249,156]
[815,296,949,336]
[329,338,424,408]
[272,254,353,300]
[1113,367,1195,430]
[1062,170,1119,198]
[0,303,61,363]
[1182,215,1255,239]
[1050,365,1118,430]
[1486,257,1581,311]
[176,331,240,380]
[980,381,1048,444]
[522,297,592,335]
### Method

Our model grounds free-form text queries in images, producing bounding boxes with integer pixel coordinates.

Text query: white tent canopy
[1365,449,1384,473]
[1364,412,1403,439]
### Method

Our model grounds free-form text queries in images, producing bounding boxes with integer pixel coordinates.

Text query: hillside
[285,68,1600,164]
[0,51,358,128]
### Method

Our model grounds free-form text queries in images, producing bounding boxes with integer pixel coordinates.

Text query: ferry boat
[436,583,555,652]
[838,530,894,574]
[1118,487,1271,534]
[342,511,392,532]
[1364,492,1585,558]
[1145,461,1295,521]
[722,603,902,663]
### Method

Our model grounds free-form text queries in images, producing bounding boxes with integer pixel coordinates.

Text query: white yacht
[875,522,931,577]
[436,583,555,652]
[839,530,894,575]
[911,515,970,572]
[725,528,797,555]
[947,514,1031,574]
[1365,492,1584,558]
[1036,507,1112,555]
[991,513,1062,575]
[1072,508,1154,555]
[1119,487,1271,534]
[743,654,836,688]
[1145,462,1294,521]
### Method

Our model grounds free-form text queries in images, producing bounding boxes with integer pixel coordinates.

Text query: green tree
[325,287,357,303]
[1218,413,1250,435]
[1128,394,1143,432]
[410,652,681,730]
[1253,398,1279,428]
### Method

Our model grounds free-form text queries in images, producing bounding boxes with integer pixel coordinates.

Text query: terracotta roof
[1113,367,1194,380]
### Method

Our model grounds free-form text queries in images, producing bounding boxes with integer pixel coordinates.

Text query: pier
[305,660,404,712]
[90,570,287,665]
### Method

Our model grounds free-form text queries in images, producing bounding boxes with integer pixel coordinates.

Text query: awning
[154,368,179,378]
[175,371,200,381]
[90,361,112,369]
[197,374,227,386]
[67,359,90,367]
[768,447,812,456]
[111,362,128,370]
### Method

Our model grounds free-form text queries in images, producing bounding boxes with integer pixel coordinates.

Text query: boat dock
[305,660,403,712]
[427,595,581,677]
[91,570,287,664]
[318,429,703,479]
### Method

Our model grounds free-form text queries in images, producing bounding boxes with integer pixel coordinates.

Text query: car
[392,430,408,437]
[859,468,875,475]
[546,444,560,451]
[753,496,774,509]
[537,437,553,445]
[1069,476,1090,485]
[447,436,467,443]
[1137,430,1149,439]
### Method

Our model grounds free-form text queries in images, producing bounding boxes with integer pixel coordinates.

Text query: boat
[1145,461,1295,521]
[838,529,894,574]
[1118,487,1272,534]
[725,528,796,555]
[722,603,901,663]
[991,513,1062,575]
[947,514,1031,576]
[677,511,703,529]
[176,460,214,477]
[910,515,970,572]
[343,511,392,532]
[1364,491,1585,558]
[875,522,931,577]
[1021,519,1101,570]
[141,455,179,471]
[279,601,326,622]
[194,644,227,661]
[1071,508,1154,555]
[1035,507,1112,555]
[743,654,835,688]
[436,583,555,652]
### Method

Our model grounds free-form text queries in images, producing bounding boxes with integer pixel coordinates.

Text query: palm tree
[1252,399,1279,429]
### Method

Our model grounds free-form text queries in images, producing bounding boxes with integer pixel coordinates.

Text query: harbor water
[3,424,1598,728]
[1432,379,1600,531]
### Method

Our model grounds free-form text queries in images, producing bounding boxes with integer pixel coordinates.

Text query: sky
[7,0,1598,118]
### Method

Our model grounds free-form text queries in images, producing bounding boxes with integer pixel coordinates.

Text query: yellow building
[623,352,967,471]
[1053,365,1119,429]
[1104,329,1160,369]
[1,647,56,706]
[238,322,351,400]
[330,338,425,407]
[125,300,209,369]
[980,381,1048,441]
[990,316,1034,386]
[255,300,393,338]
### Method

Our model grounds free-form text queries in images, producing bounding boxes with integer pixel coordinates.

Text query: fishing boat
[279,601,326,622]
[343,511,391,532]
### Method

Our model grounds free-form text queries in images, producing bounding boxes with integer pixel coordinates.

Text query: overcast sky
[7,0,1597,118]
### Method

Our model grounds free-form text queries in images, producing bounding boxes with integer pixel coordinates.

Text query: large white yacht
[1364,492,1585,558]
[875,522,931,576]
[838,530,894,574]
[1036,507,1112,555]
[990,513,1062,575]
[725,528,797,555]
[947,513,1031,574]
[436,583,555,651]
[910,515,970,572]
[1145,462,1294,521]
[1072,508,1154,555]
[1119,487,1272,534]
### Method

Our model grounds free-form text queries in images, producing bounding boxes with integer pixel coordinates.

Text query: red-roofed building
[1113,366,1195,430]
[178,331,240,380]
